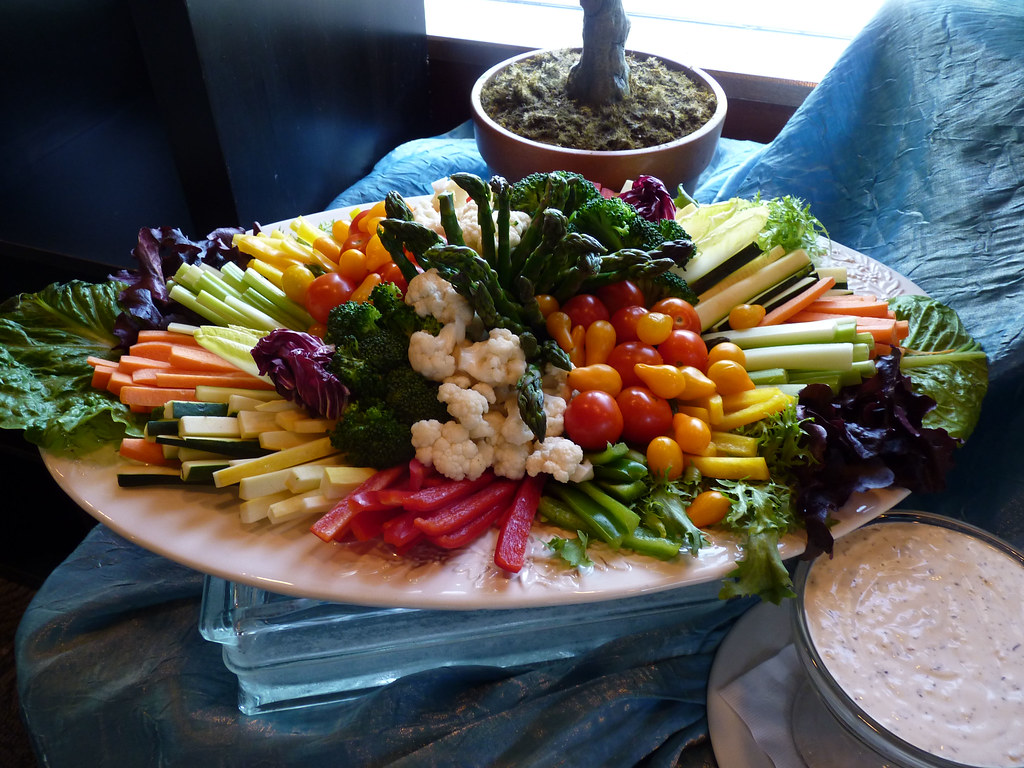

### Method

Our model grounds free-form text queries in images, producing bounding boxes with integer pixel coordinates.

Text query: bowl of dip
[791,511,1024,768]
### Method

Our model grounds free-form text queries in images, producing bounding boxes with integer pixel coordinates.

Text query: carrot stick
[168,345,243,373]
[758,276,836,326]
[106,371,135,395]
[135,329,202,346]
[128,342,179,362]
[86,355,117,368]
[804,296,892,318]
[91,365,117,389]
[119,437,178,466]
[119,385,197,409]
[151,370,274,390]
[116,355,174,373]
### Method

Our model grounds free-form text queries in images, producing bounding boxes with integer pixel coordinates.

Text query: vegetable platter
[2,171,987,609]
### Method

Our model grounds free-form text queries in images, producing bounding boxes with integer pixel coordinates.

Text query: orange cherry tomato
[646,436,684,480]
[546,311,574,352]
[706,359,754,395]
[672,412,712,455]
[728,303,766,330]
[686,490,732,528]
[707,341,747,367]
[567,363,623,397]
[633,363,687,400]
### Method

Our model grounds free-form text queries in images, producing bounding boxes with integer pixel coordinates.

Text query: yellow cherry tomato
[706,359,754,395]
[546,311,574,352]
[686,490,732,528]
[280,264,316,304]
[728,303,766,330]
[337,248,369,282]
[646,436,685,480]
[349,271,383,303]
[672,412,712,455]
[331,218,350,244]
[358,201,388,231]
[363,233,392,272]
[585,320,617,366]
[567,363,623,396]
[569,324,586,368]
[536,294,559,318]
[633,363,687,400]
[635,311,674,346]
[313,235,341,264]
[677,366,717,400]
[707,341,747,367]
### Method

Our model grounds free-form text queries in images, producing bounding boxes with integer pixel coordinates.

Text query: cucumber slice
[117,466,183,487]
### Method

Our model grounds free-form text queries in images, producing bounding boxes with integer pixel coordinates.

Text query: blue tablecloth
[17,1,1024,765]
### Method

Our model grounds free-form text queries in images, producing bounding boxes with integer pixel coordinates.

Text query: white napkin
[719,643,806,768]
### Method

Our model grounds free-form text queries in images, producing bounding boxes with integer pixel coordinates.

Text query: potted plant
[471,0,727,194]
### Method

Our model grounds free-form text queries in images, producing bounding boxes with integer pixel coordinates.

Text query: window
[425,0,886,84]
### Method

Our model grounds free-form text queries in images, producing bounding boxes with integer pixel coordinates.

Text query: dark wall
[0,0,432,278]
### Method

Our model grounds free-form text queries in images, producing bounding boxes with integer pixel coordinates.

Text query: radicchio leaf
[108,226,247,350]
[619,174,676,222]
[793,349,960,559]
[251,329,347,420]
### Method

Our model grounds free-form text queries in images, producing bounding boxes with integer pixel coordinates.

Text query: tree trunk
[566,0,631,105]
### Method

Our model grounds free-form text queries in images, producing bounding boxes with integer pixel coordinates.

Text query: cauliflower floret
[405,268,475,326]
[541,363,572,400]
[491,437,530,480]
[408,320,466,381]
[526,436,593,484]
[498,396,535,446]
[542,393,567,438]
[457,328,527,387]
[471,382,497,405]
[438,382,494,440]
[411,419,493,481]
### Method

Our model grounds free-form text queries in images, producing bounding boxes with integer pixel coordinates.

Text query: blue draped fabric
[17,1,1023,765]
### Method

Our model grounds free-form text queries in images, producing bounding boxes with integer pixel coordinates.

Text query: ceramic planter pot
[471,48,727,194]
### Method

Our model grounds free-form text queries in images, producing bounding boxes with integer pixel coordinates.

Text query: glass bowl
[791,510,1024,768]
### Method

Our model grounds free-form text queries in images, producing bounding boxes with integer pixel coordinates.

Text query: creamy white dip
[803,521,1024,767]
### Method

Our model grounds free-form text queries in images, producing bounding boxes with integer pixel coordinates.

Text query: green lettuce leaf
[0,280,141,456]
[887,295,988,441]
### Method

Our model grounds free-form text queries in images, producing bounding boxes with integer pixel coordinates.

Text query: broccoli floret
[384,367,448,425]
[657,218,691,243]
[331,400,415,469]
[325,300,382,347]
[368,281,441,337]
[357,328,410,372]
[633,270,700,308]
[568,196,652,251]
[327,351,382,398]
[510,171,602,219]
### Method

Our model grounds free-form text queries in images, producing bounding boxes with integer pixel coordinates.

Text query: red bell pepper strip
[380,508,424,549]
[427,492,515,550]
[349,506,405,541]
[493,475,546,573]
[406,458,431,491]
[400,472,495,513]
[310,464,406,542]
[414,479,518,537]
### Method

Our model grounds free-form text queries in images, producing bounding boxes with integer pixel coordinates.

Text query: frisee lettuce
[0,280,141,456]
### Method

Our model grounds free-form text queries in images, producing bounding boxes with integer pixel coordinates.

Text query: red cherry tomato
[305,272,357,325]
[563,390,624,451]
[606,340,663,388]
[650,297,702,334]
[609,305,649,343]
[375,261,408,293]
[560,294,610,329]
[657,329,709,371]
[616,386,674,445]
[596,280,646,315]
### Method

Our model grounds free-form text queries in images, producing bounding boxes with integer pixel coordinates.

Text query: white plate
[42,448,909,609]
[42,228,922,609]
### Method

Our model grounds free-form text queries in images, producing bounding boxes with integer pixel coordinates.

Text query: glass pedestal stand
[200,575,735,715]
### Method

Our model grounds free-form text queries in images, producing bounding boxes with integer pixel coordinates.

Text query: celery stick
[241,287,310,331]
[172,263,203,291]
[853,343,872,362]
[747,367,788,385]
[242,268,315,327]
[222,294,284,332]
[743,342,854,372]
[218,262,248,294]
[196,269,243,303]
[704,317,857,349]
[168,284,234,326]
[195,290,252,327]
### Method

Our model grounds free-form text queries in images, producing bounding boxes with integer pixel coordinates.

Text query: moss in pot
[471,0,726,193]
